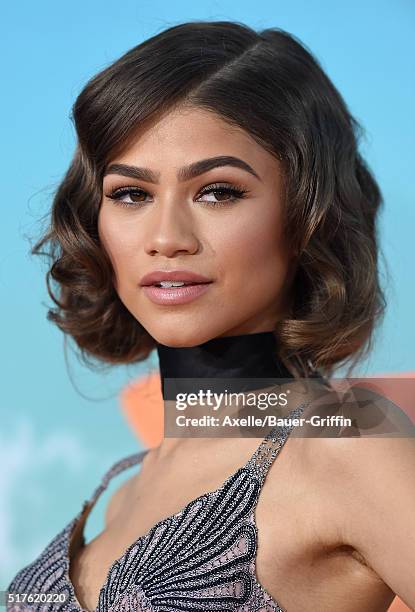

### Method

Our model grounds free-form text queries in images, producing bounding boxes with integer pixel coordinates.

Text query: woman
[6,20,415,612]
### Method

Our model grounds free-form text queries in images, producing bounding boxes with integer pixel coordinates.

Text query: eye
[104,182,249,209]
[196,183,249,207]
[105,186,149,208]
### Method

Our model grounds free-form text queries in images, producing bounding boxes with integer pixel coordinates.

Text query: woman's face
[98,105,296,346]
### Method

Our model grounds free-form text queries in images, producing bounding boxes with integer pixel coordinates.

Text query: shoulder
[285,385,415,547]
[298,384,415,502]
[102,449,149,527]
[102,451,148,527]
[320,434,415,606]
[312,431,415,506]
[104,472,137,527]
[297,391,415,608]
[307,381,415,477]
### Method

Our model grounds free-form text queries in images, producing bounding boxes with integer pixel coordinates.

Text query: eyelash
[104,183,249,209]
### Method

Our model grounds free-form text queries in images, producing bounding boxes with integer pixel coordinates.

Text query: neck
[156,330,293,400]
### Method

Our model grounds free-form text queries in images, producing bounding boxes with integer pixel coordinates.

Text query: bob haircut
[32,20,386,378]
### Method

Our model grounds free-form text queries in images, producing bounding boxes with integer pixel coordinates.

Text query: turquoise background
[1,0,414,587]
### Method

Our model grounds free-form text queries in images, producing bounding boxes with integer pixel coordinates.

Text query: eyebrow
[103,155,261,183]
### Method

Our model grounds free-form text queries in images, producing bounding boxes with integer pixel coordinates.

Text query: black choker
[156,331,294,400]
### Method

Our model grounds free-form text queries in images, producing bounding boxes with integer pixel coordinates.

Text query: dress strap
[88,448,149,508]
[246,402,309,486]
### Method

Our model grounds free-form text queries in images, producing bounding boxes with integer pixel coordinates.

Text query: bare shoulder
[285,388,415,551]
[311,383,414,466]
[297,385,415,496]
[308,427,415,501]
[104,471,137,527]
[293,392,415,608]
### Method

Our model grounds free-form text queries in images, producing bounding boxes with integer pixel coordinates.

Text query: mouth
[141,281,213,305]
[150,281,212,288]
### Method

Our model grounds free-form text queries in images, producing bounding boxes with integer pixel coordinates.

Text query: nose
[143,198,200,258]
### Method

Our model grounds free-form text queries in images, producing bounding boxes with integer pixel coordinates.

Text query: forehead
[107,105,280,178]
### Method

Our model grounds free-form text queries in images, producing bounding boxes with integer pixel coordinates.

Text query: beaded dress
[7,331,318,611]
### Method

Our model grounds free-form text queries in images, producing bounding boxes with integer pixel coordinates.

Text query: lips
[140,269,213,287]
[154,281,201,287]
[142,280,213,305]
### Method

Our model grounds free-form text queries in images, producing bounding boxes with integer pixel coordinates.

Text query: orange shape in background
[119,370,415,611]
[120,369,164,449]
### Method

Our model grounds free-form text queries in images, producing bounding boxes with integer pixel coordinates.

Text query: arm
[327,434,415,610]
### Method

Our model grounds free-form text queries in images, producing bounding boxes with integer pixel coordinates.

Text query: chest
[68,443,394,612]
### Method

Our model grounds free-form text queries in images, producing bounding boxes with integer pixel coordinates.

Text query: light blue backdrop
[1,0,414,586]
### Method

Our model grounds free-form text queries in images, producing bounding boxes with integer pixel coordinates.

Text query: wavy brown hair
[32,20,386,378]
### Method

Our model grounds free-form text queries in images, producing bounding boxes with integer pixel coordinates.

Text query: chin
[146,326,214,348]
[146,317,246,347]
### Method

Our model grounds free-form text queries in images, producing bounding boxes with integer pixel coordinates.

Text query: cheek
[97,210,139,289]
[216,206,288,292]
